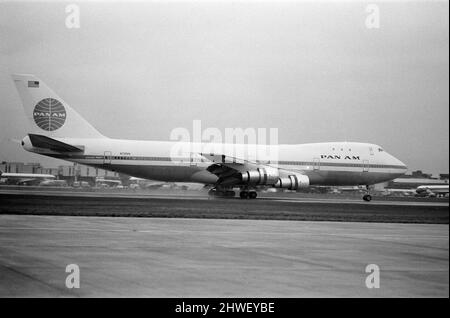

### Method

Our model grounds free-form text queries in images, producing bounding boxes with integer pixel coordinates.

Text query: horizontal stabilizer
[28,134,84,152]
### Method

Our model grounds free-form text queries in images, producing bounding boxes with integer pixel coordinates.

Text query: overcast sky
[0,0,448,175]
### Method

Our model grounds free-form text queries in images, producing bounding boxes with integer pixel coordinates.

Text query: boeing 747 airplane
[11,74,408,200]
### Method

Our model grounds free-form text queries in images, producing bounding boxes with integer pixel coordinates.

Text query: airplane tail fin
[12,74,105,139]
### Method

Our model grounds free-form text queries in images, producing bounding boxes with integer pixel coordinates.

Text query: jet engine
[240,167,280,185]
[274,174,310,190]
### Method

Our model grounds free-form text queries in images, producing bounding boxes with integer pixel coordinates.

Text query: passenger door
[313,158,320,171]
[103,151,112,165]
[363,160,369,172]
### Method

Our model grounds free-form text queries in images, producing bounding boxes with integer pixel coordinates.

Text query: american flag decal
[28,81,39,88]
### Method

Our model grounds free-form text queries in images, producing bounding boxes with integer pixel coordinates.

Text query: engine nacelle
[240,167,279,185]
[274,174,310,190]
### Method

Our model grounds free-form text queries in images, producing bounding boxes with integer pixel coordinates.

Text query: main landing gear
[239,190,257,199]
[208,187,258,199]
[363,185,372,202]
[208,188,236,198]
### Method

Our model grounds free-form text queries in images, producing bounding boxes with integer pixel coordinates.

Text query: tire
[363,194,372,202]
[249,191,257,199]
[240,191,249,199]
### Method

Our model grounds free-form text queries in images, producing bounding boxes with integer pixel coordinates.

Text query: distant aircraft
[0,169,55,186]
[382,188,417,196]
[416,185,449,198]
[11,74,408,201]
[128,177,206,190]
[95,177,122,188]
[39,179,68,187]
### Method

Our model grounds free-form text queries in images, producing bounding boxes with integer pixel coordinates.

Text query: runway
[0,188,448,207]
[0,190,448,223]
[0,189,447,297]
[0,215,447,297]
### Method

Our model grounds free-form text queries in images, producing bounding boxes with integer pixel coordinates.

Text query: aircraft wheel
[363,194,372,202]
[240,191,249,199]
[249,191,257,199]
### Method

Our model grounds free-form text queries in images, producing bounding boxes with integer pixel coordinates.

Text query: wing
[200,152,310,190]
[200,152,276,187]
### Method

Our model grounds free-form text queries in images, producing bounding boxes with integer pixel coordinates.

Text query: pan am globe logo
[33,98,66,131]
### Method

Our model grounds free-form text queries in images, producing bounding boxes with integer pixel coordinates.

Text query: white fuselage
[0,172,55,185]
[416,185,449,195]
[23,136,407,187]
[0,173,55,179]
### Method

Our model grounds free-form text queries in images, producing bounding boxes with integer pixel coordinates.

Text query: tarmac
[0,188,448,297]
[0,215,448,297]
[0,190,448,224]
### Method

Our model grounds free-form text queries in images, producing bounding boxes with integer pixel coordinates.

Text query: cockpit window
[378,148,384,152]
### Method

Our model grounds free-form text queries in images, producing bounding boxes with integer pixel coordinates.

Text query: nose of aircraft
[389,153,408,176]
